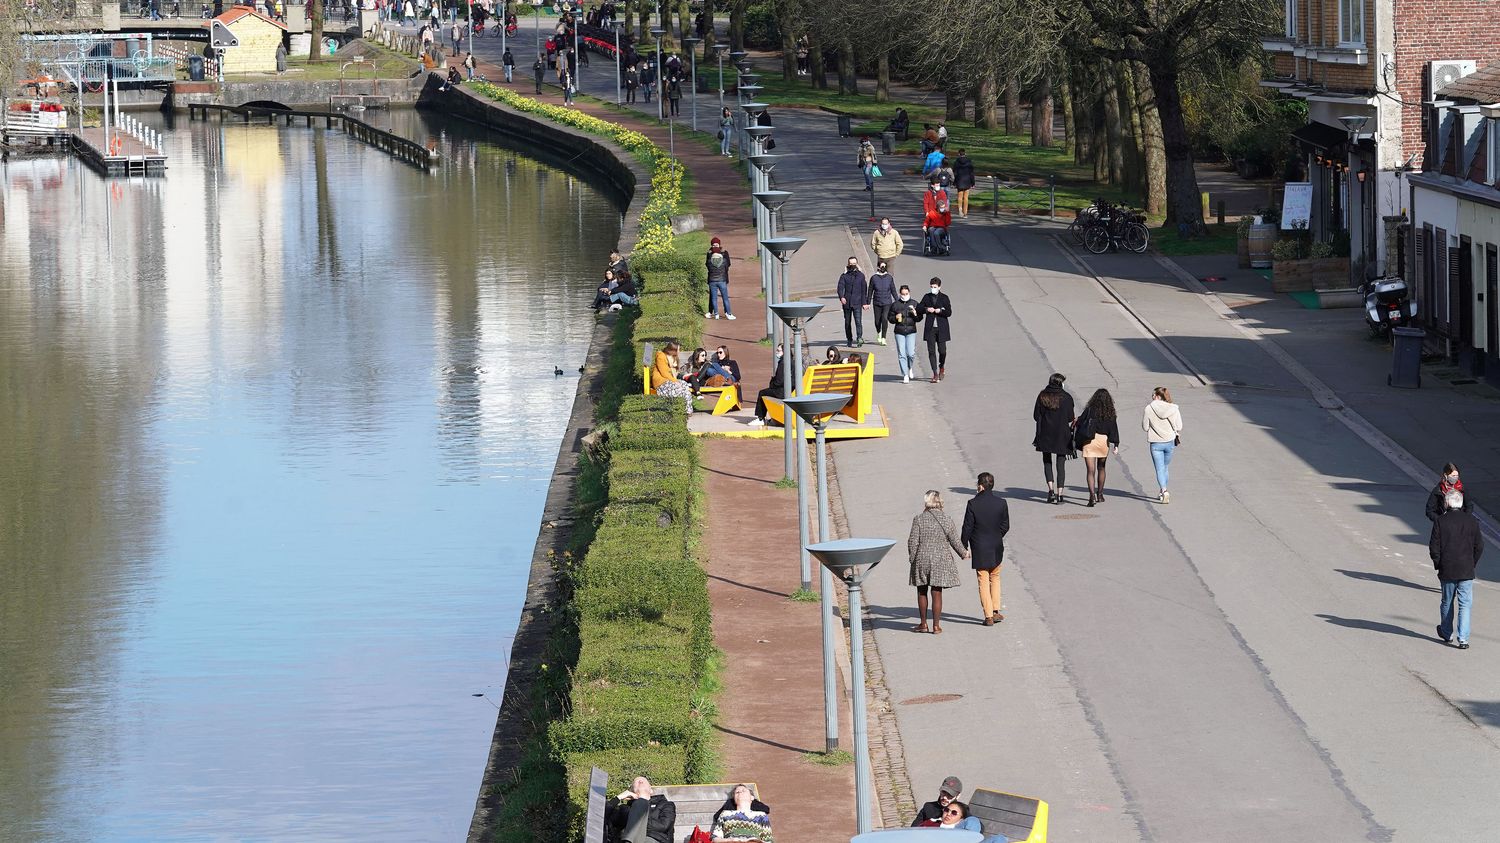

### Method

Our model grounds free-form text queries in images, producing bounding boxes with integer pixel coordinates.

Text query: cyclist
[922,181,952,255]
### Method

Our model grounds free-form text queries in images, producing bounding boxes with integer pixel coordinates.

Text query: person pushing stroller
[922,180,953,256]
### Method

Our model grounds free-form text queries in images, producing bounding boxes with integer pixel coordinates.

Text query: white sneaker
[1160,491,1170,504]
[902,373,910,383]
[706,312,715,319]
[726,314,737,320]
[748,418,765,426]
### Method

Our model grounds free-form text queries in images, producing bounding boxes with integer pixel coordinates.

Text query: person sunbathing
[711,784,772,841]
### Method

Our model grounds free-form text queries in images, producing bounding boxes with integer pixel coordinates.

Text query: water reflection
[0,108,621,840]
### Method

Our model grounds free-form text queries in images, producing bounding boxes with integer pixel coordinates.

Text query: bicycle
[1083,206,1149,254]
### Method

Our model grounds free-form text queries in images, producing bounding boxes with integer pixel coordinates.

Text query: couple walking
[907,473,1010,633]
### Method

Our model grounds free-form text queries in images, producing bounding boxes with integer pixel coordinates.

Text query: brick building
[1408,63,1500,380]
[1260,0,1500,283]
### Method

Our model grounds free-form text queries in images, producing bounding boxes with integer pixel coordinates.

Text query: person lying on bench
[710,783,773,841]
[604,776,676,843]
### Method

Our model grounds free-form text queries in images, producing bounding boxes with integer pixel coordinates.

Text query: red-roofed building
[206,7,286,74]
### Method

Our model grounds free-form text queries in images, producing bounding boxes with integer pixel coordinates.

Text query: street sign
[210,20,240,49]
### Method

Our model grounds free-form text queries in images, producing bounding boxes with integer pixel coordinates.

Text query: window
[1284,0,1297,39]
[1338,0,1364,45]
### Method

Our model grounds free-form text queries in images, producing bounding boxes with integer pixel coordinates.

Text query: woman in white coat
[1142,386,1184,503]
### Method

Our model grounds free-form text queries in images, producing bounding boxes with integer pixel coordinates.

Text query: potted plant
[1270,227,1352,293]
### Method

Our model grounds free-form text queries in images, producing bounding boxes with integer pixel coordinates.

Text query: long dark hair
[1086,388,1116,421]
[1037,373,1066,410]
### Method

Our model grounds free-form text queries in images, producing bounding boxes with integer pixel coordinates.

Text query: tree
[308,0,324,60]
[1064,0,1275,229]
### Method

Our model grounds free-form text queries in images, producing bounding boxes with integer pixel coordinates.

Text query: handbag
[764,136,776,150]
[717,130,725,140]
[870,164,883,178]
[1174,434,1181,446]
[1073,412,1095,450]
[689,827,711,843]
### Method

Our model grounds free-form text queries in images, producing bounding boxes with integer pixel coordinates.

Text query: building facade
[1408,63,1500,380]
[1260,0,1500,284]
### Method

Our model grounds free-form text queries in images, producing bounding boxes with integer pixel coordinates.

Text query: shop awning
[1291,121,1348,151]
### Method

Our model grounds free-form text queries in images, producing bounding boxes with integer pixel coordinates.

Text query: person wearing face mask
[749,345,788,427]
[922,181,953,256]
[918,277,952,382]
[836,257,870,348]
[867,261,898,346]
[870,217,904,273]
[705,237,734,320]
[1427,462,1474,522]
[889,284,922,383]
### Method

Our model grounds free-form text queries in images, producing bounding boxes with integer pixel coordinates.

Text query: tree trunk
[308,0,324,60]
[1118,62,1144,195]
[1072,65,1092,165]
[945,85,967,121]
[1003,75,1022,134]
[780,25,796,81]
[624,1,635,47]
[729,0,745,52]
[838,40,856,95]
[637,0,648,44]
[1030,70,1053,148]
[876,50,889,102]
[974,73,999,130]
[1059,73,1075,156]
[1135,61,1167,218]
[1147,63,1204,229]
[1101,66,1124,185]
[677,0,690,47]
[701,0,715,60]
[809,34,827,88]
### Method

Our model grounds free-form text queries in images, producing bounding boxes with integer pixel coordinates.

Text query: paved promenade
[441,29,1500,840]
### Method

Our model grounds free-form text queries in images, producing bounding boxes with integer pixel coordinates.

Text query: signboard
[584,767,609,843]
[210,20,240,49]
[1281,181,1313,231]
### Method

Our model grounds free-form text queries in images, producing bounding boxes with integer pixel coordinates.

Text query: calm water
[0,109,622,840]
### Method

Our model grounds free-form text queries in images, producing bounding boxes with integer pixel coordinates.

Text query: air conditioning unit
[1428,60,1477,97]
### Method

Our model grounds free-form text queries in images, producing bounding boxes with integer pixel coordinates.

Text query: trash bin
[188,54,205,81]
[837,114,851,137]
[1389,326,1424,388]
[881,130,895,155]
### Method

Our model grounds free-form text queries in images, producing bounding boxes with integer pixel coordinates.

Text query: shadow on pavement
[1334,568,1440,593]
[1316,613,1436,640]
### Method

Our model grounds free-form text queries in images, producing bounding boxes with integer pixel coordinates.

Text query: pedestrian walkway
[425,28,1500,839]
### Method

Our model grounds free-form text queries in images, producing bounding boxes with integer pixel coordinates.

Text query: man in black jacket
[604,776,676,843]
[1432,490,1483,648]
[962,472,1010,625]
[911,775,964,826]
[836,257,869,347]
[919,277,953,383]
[749,344,787,426]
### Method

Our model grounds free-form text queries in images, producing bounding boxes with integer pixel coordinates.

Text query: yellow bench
[968,787,1049,843]
[765,353,875,426]
[641,363,742,416]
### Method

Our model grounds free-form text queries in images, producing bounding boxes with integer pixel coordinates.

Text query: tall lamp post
[650,26,672,156]
[762,235,808,478]
[774,298,822,594]
[682,34,700,130]
[532,0,542,67]
[712,42,725,107]
[754,188,792,343]
[612,19,622,103]
[808,537,895,836]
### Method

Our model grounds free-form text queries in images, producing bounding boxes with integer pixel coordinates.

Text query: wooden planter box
[1237,236,1251,268]
[1272,257,1350,292]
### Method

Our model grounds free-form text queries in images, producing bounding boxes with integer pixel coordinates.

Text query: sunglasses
[943,807,962,817]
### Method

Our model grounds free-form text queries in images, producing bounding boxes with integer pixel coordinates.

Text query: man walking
[867,260,897,346]
[1432,490,1483,649]
[502,47,515,82]
[962,472,1010,625]
[870,217,903,274]
[705,237,734,319]
[919,277,953,382]
[837,257,869,347]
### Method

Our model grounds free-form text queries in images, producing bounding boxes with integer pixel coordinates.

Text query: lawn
[1151,223,1239,256]
[226,42,419,82]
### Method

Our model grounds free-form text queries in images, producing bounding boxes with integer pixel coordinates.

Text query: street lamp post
[762,237,808,479]
[746,154,781,339]
[754,187,792,343]
[612,20,622,103]
[533,0,542,67]
[682,35,700,130]
[713,43,725,108]
[770,302,824,596]
[650,26,670,156]
[807,537,896,835]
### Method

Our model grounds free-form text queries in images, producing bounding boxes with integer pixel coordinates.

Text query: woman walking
[907,490,968,634]
[953,149,975,217]
[1142,386,1184,503]
[1074,388,1121,506]
[858,135,878,191]
[718,107,734,155]
[890,285,921,383]
[1033,373,1076,504]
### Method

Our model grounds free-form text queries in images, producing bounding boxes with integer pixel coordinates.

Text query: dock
[71,127,168,177]
[188,102,437,170]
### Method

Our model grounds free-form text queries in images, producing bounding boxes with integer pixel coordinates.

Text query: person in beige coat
[870,218,904,273]
[907,490,969,634]
[1142,386,1184,503]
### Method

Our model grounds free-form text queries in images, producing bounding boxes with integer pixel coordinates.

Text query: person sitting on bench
[683,347,712,393]
[749,344,789,427]
[710,783,772,841]
[604,776,676,843]
[824,346,845,365]
[885,106,909,137]
[700,345,741,388]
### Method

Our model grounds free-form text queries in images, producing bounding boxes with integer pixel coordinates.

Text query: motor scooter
[1360,276,1418,339]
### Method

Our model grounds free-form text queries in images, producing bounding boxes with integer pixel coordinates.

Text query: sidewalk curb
[1154,253,1500,550]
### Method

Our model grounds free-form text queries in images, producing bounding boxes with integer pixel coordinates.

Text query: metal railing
[989,174,1056,220]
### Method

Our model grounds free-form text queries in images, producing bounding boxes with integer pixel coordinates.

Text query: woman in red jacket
[922,181,952,255]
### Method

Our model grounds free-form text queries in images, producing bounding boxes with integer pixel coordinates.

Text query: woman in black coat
[1425,462,1474,521]
[1032,372,1076,504]
[953,148,976,217]
[1074,388,1121,506]
[918,277,952,383]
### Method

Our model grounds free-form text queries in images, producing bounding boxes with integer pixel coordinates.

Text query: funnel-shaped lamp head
[769,301,823,328]
[738,72,761,86]
[649,26,665,38]
[753,190,794,212]
[808,538,894,585]
[744,126,774,143]
[761,236,808,259]
[683,36,702,48]
[746,153,782,174]
[729,50,747,62]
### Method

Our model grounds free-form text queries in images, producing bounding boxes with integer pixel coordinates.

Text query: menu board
[1281,182,1313,230]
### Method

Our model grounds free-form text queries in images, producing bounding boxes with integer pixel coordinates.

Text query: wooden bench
[655,782,762,842]
[639,341,742,416]
[764,354,875,427]
[967,787,1049,843]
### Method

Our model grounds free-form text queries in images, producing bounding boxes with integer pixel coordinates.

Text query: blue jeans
[894,332,916,377]
[1439,579,1473,643]
[863,163,873,189]
[504,65,513,82]
[708,281,731,316]
[608,292,637,305]
[1150,441,1175,491]
[720,128,732,154]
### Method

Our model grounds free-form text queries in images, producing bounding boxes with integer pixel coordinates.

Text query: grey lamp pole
[713,44,724,107]
[500,0,507,68]
[786,394,851,764]
[753,187,791,345]
[747,154,781,340]
[612,20,621,102]
[533,0,541,69]
[762,236,808,479]
[808,537,895,836]
[770,302,824,595]
[682,35,700,130]
[650,26,670,155]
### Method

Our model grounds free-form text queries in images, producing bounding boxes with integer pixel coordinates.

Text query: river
[0,108,622,840]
